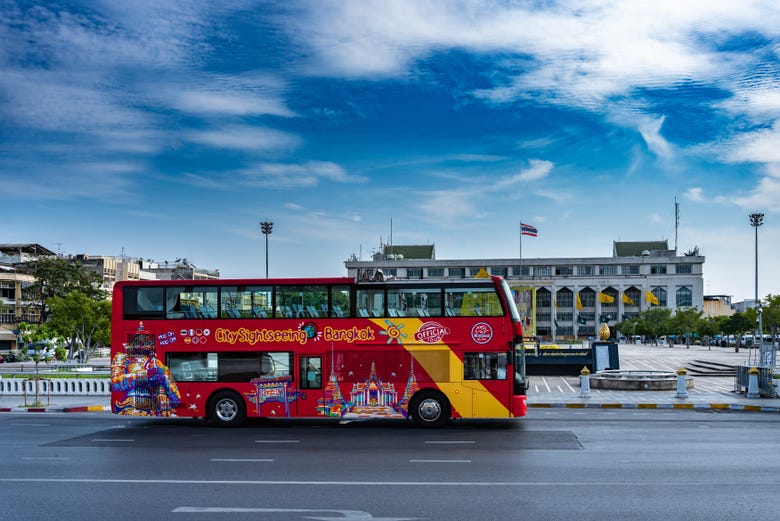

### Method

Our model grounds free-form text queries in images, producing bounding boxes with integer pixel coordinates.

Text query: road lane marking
[23,457,69,460]
[91,439,134,442]
[3,477,777,487]
[424,440,475,444]
[211,458,275,462]
[409,459,472,463]
[255,440,300,444]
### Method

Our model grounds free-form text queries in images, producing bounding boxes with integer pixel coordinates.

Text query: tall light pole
[749,212,766,365]
[260,221,273,278]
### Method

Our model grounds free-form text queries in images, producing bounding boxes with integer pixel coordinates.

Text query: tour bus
[110,275,527,427]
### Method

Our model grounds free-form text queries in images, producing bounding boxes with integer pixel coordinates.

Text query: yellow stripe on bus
[370,318,510,418]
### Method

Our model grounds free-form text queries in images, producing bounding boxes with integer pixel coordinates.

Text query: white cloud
[685,187,705,202]
[494,160,554,189]
[175,91,295,117]
[733,175,780,212]
[637,116,674,160]
[187,126,301,152]
[727,121,780,164]
[239,161,364,188]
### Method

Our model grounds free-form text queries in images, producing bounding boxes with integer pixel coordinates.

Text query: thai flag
[520,223,537,237]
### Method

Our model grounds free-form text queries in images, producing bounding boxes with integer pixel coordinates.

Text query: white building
[345,240,704,341]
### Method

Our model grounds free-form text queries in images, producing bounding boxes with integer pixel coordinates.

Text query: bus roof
[114,275,505,289]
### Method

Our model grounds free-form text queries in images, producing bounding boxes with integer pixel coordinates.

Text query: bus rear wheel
[410,391,450,428]
[208,390,246,427]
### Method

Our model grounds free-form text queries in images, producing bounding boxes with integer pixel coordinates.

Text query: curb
[528,402,780,413]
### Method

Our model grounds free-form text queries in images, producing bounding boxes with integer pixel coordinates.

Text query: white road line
[255,440,300,444]
[424,441,475,444]
[91,439,134,442]
[2,477,762,487]
[409,459,472,463]
[561,377,576,392]
[210,458,274,462]
[541,376,552,392]
[23,457,69,460]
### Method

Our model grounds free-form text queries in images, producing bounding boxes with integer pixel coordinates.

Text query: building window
[555,266,573,275]
[578,266,594,276]
[675,264,692,274]
[599,266,617,276]
[623,287,641,307]
[384,268,397,277]
[535,266,551,277]
[447,267,465,278]
[537,288,551,308]
[621,265,639,275]
[579,288,596,308]
[491,267,507,277]
[406,268,423,279]
[511,266,529,276]
[650,265,667,274]
[468,268,483,277]
[427,268,444,277]
[651,287,667,307]
[676,286,693,307]
[556,288,573,308]
[556,326,574,336]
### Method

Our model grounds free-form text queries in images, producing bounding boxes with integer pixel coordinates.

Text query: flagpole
[519,221,523,272]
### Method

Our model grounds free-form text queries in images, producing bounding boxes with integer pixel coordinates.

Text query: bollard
[747,366,760,398]
[675,367,689,399]
[580,366,591,398]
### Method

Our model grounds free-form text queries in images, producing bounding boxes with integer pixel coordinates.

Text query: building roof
[613,240,671,257]
[381,244,435,260]
[0,243,55,256]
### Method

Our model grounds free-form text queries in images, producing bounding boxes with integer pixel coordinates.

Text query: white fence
[0,377,110,396]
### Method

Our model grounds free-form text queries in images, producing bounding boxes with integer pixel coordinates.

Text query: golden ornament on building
[598,323,610,341]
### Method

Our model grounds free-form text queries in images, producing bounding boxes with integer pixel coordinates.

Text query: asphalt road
[3,411,779,521]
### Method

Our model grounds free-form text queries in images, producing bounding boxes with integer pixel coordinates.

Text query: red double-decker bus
[110,275,527,427]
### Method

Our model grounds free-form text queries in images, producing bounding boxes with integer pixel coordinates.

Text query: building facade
[344,241,704,341]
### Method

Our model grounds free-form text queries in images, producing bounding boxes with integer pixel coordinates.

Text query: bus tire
[208,390,246,427]
[410,391,450,428]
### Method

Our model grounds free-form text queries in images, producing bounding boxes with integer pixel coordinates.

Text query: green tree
[15,322,67,406]
[634,307,673,343]
[21,257,103,323]
[761,294,780,340]
[47,291,111,361]
[699,316,723,346]
[670,307,704,347]
[722,312,752,351]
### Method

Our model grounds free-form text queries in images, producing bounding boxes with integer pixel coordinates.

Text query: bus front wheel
[208,390,246,427]
[410,391,450,428]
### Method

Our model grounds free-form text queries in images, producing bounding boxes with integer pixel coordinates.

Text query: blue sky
[2,1,779,301]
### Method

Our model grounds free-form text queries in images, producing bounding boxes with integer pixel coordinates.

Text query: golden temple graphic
[317,356,420,419]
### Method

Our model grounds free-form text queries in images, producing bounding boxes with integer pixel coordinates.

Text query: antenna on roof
[674,196,680,254]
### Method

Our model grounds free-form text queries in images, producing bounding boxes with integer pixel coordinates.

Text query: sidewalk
[527,342,780,413]
[0,394,110,413]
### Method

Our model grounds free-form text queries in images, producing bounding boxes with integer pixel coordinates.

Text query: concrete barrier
[0,377,110,396]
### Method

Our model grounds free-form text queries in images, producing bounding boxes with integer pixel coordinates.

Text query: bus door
[462,351,511,418]
[296,355,324,417]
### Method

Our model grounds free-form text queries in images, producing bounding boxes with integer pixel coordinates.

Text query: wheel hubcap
[216,399,237,421]
[418,398,442,422]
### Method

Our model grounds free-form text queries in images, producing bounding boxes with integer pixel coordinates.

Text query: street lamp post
[260,221,273,278]
[749,212,769,366]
